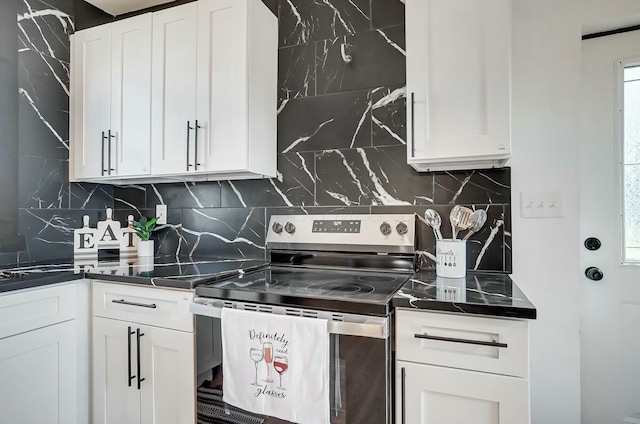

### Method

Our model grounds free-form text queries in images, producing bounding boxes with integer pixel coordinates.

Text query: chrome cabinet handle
[414,333,508,348]
[136,328,145,390]
[112,299,157,309]
[401,366,406,424]
[127,326,135,387]
[410,92,415,158]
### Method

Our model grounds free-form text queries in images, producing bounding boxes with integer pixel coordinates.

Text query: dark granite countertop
[0,256,268,293]
[393,271,536,319]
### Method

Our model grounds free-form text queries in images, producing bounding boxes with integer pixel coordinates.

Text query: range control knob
[284,222,296,234]
[396,222,408,235]
[272,222,283,234]
[380,222,392,236]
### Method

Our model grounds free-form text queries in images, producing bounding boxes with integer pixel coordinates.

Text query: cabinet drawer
[92,281,193,332]
[395,308,528,378]
[0,283,77,339]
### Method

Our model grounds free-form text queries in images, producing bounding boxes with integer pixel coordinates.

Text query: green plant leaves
[132,216,158,241]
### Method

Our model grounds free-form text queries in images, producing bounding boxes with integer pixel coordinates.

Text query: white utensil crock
[436,239,466,278]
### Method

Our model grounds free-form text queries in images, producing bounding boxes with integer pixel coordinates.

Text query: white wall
[511,1,640,423]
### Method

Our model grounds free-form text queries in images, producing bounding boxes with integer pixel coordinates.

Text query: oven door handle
[189,301,388,339]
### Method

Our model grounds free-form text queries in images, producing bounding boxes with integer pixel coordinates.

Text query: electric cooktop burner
[195,266,411,315]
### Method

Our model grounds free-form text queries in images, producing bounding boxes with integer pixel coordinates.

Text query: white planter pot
[137,239,154,257]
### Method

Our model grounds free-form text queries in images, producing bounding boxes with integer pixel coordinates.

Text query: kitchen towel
[221,307,330,424]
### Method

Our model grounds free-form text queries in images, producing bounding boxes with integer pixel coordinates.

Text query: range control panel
[312,219,362,233]
[267,214,417,252]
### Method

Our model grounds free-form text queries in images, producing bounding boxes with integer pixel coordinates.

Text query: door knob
[584,237,601,251]
[585,266,604,281]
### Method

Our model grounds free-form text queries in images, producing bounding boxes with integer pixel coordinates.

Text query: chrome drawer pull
[112,299,157,309]
[414,333,508,348]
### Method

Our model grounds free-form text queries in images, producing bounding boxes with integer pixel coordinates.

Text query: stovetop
[195,265,412,316]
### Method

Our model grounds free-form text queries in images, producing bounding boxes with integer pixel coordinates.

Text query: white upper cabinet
[151,0,277,179]
[72,0,277,183]
[71,23,112,180]
[194,0,277,178]
[150,3,198,175]
[71,14,152,180]
[406,0,511,172]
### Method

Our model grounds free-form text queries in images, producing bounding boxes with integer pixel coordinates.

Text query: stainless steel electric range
[190,213,421,424]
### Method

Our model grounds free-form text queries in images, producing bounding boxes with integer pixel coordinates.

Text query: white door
[72,24,111,179]
[93,317,141,424]
[581,30,640,424]
[139,325,195,424]
[196,0,248,173]
[151,3,198,175]
[398,361,529,424]
[110,14,152,177]
[0,320,77,424]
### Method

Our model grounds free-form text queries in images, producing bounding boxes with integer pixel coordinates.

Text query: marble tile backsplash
[7,0,512,274]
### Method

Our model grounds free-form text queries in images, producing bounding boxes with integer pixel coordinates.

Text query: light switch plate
[521,191,564,218]
[156,204,167,225]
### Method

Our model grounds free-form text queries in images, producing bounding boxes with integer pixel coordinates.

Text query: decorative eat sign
[74,208,138,258]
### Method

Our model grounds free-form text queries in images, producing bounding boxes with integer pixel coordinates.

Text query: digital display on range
[312,220,361,233]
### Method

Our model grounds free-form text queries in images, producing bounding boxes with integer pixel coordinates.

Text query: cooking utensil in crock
[424,209,443,240]
[462,209,487,240]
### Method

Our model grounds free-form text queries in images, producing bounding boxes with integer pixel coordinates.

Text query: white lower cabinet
[395,309,530,424]
[0,282,89,424]
[92,281,195,424]
[0,320,77,424]
[397,362,529,423]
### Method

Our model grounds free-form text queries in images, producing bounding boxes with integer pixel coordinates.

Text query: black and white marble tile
[371,0,405,29]
[315,145,433,206]
[279,42,316,103]
[18,208,100,262]
[504,204,512,273]
[146,182,222,209]
[221,151,316,208]
[433,168,511,205]
[70,183,114,210]
[113,185,148,217]
[278,89,371,153]
[279,0,371,48]
[18,155,68,209]
[17,0,73,160]
[371,85,406,147]
[179,208,266,259]
[316,25,405,95]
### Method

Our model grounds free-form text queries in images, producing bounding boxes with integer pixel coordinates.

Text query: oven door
[191,298,391,424]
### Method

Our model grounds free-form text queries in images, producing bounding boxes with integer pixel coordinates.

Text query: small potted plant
[132,216,158,257]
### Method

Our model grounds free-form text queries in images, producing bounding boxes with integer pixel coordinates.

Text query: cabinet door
[397,361,529,424]
[72,24,111,179]
[151,3,198,175]
[111,14,152,177]
[0,320,77,424]
[195,0,249,173]
[93,317,141,424]
[139,325,195,424]
[406,0,511,171]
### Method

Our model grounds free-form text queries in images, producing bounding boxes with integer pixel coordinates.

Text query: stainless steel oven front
[191,298,392,423]
[189,213,422,424]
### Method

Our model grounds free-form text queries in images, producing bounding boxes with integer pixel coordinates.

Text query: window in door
[623,65,640,262]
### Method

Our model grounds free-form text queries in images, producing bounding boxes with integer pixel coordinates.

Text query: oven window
[195,316,389,424]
